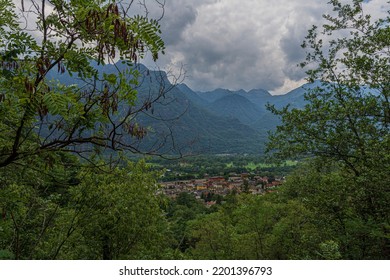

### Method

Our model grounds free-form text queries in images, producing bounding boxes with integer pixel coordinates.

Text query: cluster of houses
[160,173,284,204]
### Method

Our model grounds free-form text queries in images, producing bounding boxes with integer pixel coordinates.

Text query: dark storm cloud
[155,0,329,94]
[160,4,197,45]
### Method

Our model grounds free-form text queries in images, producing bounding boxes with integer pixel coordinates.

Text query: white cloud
[147,0,388,94]
[151,0,328,93]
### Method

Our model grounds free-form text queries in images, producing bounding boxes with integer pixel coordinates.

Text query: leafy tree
[0,0,176,260]
[267,0,389,259]
[0,151,76,260]
[231,194,283,259]
[278,161,388,259]
[186,211,241,260]
[167,192,209,253]
[185,193,321,260]
[0,153,78,259]
[0,0,166,168]
[268,0,389,177]
[0,159,173,259]
[261,199,320,259]
[51,160,171,260]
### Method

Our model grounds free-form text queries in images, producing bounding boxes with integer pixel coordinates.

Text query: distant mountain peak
[177,83,192,91]
[247,89,272,96]
[212,93,252,104]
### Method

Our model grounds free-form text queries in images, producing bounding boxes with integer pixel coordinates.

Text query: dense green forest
[0,0,389,259]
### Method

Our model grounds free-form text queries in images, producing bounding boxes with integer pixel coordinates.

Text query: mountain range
[51,62,316,155]
[131,65,317,155]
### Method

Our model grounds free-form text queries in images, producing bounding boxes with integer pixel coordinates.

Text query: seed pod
[25,79,34,94]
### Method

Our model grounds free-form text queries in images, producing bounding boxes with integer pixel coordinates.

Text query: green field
[132,155,301,181]
[244,160,298,170]
[226,160,298,171]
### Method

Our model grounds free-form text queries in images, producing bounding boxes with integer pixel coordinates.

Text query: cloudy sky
[140,0,387,94]
[12,0,388,94]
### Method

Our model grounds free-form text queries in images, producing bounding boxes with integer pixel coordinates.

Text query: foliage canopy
[0,0,166,168]
[267,0,389,178]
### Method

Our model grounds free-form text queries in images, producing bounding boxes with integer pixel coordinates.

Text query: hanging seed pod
[45,57,50,68]
[38,105,49,119]
[37,58,46,75]
[111,46,116,59]
[24,79,34,94]
[111,93,118,113]
[122,24,127,43]
[114,19,120,37]
[86,18,90,32]
[106,4,112,18]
